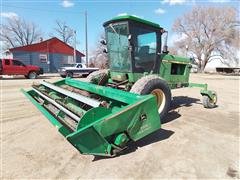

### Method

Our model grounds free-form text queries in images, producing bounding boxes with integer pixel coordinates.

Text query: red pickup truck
[0,59,43,79]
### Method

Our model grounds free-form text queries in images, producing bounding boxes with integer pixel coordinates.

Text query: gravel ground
[1,73,239,179]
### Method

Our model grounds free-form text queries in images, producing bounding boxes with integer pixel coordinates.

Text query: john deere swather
[23,15,217,156]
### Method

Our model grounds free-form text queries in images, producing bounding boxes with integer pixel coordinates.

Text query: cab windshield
[106,22,131,72]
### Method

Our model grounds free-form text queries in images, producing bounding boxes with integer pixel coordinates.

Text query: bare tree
[0,17,42,48]
[53,20,73,44]
[172,6,240,71]
[90,33,109,69]
[215,32,240,67]
[168,47,178,55]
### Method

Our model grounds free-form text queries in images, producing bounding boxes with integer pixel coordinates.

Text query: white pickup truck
[58,63,99,78]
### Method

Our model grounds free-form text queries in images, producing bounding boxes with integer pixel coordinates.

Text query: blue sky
[0,0,238,56]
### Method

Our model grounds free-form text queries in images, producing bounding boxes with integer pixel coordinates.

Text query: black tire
[202,91,217,108]
[66,72,73,78]
[60,75,66,78]
[130,75,171,121]
[86,70,109,85]
[28,71,37,79]
[81,74,89,78]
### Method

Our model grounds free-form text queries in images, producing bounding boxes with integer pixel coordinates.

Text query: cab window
[132,27,157,73]
[5,59,10,65]
[13,60,25,66]
[77,64,82,68]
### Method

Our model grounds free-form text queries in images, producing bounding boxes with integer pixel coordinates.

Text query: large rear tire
[86,70,109,85]
[130,75,171,121]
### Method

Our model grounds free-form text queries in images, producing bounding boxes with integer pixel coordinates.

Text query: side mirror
[103,48,108,53]
[100,39,107,45]
[162,30,169,54]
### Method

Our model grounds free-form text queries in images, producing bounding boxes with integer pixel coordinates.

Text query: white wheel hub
[151,89,166,113]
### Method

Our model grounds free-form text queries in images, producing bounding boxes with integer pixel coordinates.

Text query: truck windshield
[106,23,131,72]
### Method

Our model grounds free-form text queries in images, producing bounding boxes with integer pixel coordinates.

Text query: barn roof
[9,37,85,57]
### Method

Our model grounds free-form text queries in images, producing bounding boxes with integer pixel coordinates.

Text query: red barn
[9,37,85,73]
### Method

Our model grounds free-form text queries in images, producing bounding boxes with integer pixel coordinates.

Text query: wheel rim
[210,94,217,104]
[151,89,166,113]
[30,73,36,79]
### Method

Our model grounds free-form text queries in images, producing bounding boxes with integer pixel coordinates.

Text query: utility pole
[85,10,88,67]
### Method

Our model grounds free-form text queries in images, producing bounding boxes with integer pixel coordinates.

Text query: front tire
[66,72,73,78]
[130,75,171,121]
[28,71,37,79]
[202,91,217,108]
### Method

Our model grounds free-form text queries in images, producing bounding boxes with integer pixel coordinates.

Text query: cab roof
[103,15,162,30]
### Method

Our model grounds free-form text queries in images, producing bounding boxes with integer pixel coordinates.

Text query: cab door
[12,60,27,75]
[130,22,161,74]
[3,59,13,74]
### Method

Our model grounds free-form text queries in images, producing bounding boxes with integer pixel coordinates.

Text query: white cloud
[117,13,128,16]
[61,0,74,8]
[154,8,166,14]
[161,0,187,5]
[169,33,188,46]
[0,12,18,19]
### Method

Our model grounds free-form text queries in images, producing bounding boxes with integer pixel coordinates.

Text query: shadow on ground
[93,96,201,161]
[93,128,174,161]
[162,96,201,124]
[171,96,201,109]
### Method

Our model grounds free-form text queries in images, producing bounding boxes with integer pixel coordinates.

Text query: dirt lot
[1,73,239,179]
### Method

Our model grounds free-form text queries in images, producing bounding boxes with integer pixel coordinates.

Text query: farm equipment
[23,15,217,156]
[22,79,160,156]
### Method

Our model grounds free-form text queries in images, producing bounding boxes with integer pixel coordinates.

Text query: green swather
[23,15,217,156]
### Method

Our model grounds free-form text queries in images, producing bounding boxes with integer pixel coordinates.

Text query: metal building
[9,37,85,73]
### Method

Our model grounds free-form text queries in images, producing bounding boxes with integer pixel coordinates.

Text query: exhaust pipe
[162,30,169,54]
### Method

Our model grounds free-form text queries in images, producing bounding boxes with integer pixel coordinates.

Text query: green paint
[114,133,129,147]
[22,79,160,156]
[22,15,218,157]
[161,54,190,63]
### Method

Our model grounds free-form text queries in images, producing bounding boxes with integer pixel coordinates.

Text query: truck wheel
[28,71,37,79]
[66,72,73,78]
[202,91,217,108]
[130,75,171,121]
[86,70,109,85]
